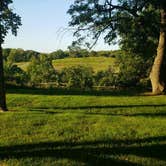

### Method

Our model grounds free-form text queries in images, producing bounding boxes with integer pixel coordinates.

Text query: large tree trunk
[0,44,7,111]
[150,7,166,95]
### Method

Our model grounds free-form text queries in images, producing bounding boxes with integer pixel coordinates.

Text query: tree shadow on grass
[0,136,166,165]
[33,104,166,110]
[30,104,166,117]
[85,112,166,117]
[7,87,146,96]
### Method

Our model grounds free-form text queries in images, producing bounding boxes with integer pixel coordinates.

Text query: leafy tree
[24,50,40,62]
[68,0,166,94]
[116,53,146,87]
[2,48,11,60]
[3,48,40,62]
[0,0,21,111]
[68,43,89,57]
[50,49,69,59]
[94,53,146,88]
[27,55,57,86]
[89,50,98,57]
[7,48,17,63]
[4,62,28,86]
[95,70,118,87]
[60,65,94,89]
[11,48,25,62]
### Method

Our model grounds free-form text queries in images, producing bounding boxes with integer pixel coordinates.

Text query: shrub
[60,65,94,89]
[94,53,148,88]
[27,54,58,86]
[115,53,147,87]
[4,63,28,86]
[50,50,69,60]
[94,69,118,87]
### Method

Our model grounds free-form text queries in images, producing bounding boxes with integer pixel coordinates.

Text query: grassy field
[53,57,115,72]
[15,62,30,71]
[0,88,166,165]
[16,57,115,72]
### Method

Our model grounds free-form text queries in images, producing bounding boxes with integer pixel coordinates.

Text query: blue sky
[3,0,118,53]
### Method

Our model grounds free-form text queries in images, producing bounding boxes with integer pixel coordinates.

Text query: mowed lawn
[0,88,166,165]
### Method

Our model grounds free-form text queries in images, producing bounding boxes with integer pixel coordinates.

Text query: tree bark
[150,7,166,95]
[0,44,8,111]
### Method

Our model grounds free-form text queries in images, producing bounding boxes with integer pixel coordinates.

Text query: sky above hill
[3,0,118,53]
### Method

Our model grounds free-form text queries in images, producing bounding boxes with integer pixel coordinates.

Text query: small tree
[50,49,69,60]
[60,66,94,89]
[4,62,28,86]
[27,55,57,86]
[0,0,21,111]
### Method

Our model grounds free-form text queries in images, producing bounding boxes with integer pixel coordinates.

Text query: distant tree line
[3,48,123,62]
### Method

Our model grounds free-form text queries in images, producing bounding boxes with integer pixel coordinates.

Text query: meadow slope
[16,57,115,72]
[53,57,115,72]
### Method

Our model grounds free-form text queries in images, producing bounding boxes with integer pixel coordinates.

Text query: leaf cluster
[27,55,57,85]
[0,0,21,43]
[68,0,163,57]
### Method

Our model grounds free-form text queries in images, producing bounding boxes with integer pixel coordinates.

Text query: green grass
[53,57,115,72]
[0,88,166,165]
[16,57,115,72]
[15,62,30,71]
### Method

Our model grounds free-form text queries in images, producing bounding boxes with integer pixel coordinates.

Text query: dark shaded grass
[1,136,166,166]
[6,86,146,97]
[33,104,166,110]
[30,104,166,117]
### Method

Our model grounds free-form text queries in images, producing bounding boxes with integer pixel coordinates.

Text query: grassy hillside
[53,57,115,72]
[0,88,166,165]
[16,57,115,72]
[15,62,30,71]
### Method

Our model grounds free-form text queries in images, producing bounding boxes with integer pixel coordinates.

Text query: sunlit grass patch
[0,89,166,165]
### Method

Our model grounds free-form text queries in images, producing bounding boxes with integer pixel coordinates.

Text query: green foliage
[67,0,163,61]
[9,53,149,89]
[2,48,11,60]
[116,53,147,86]
[3,48,40,62]
[68,41,89,57]
[95,69,118,87]
[0,0,21,43]
[118,4,160,59]
[60,65,94,89]
[50,49,69,60]
[27,55,57,86]
[94,53,148,88]
[89,50,98,57]
[3,49,123,63]
[4,62,28,85]
[96,50,123,58]
[23,50,40,62]
[3,48,151,89]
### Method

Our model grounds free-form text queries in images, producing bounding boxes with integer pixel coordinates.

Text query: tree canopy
[68,0,166,94]
[0,0,21,43]
[68,0,160,49]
